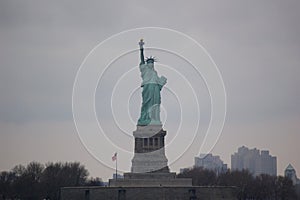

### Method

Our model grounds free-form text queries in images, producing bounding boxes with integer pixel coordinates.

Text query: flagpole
[116,153,117,181]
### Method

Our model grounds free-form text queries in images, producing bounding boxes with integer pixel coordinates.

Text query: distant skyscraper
[231,146,277,176]
[194,153,227,175]
[285,164,300,185]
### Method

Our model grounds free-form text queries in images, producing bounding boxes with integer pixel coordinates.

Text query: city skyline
[194,153,227,175]
[231,146,277,176]
[1,1,300,180]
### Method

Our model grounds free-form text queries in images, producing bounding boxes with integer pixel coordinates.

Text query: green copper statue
[137,39,167,126]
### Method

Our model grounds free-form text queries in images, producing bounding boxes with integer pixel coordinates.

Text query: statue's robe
[137,63,165,126]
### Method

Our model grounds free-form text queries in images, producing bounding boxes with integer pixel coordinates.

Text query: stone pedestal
[131,125,169,173]
[109,125,192,187]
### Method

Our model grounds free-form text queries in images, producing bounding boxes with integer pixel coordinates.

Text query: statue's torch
[139,39,144,49]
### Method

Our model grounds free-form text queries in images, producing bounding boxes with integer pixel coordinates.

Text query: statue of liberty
[137,39,167,126]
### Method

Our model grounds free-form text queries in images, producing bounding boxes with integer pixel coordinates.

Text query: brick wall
[61,186,237,200]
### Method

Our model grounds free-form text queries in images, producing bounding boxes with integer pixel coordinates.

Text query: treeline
[0,161,103,200]
[1,163,298,200]
[178,167,298,200]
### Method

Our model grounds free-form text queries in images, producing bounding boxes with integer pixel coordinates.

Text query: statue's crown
[146,56,157,63]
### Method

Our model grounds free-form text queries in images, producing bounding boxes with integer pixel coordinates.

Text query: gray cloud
[0,0,300,179]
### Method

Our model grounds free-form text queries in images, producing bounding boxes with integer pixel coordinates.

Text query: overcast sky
[1,0,300,180]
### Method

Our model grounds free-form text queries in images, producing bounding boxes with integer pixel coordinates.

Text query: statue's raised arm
[139,39,145,65]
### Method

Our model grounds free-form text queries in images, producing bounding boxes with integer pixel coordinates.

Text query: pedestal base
[131,148,169,173]
[109,172,192,187]
[109,125,193,187]
[131,125,169,173]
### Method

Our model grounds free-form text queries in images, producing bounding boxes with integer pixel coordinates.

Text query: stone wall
[61,186,237,200]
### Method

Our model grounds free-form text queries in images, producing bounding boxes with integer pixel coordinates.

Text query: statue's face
[147,62,154,69]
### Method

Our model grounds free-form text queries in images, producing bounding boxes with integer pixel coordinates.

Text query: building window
[149,138,153,146]
[154,138,158,146]
[85,190,90,200]
[144,138,148,146]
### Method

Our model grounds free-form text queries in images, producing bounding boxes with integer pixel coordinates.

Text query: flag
[112,152,117,161]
